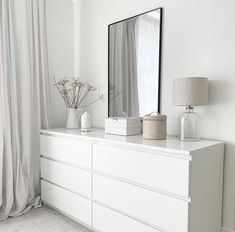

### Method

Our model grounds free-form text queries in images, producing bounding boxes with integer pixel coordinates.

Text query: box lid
[105,117,141,122]
[143,112,167,121]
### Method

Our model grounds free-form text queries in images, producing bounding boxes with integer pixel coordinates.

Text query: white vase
[81,111,92,132]
[66,108,83,129]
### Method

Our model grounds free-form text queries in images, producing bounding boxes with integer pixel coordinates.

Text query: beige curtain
[0,0,51,220]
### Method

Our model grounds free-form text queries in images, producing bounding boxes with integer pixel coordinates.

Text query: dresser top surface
[41,128,223,154]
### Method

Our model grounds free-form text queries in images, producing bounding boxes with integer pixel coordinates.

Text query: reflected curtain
[109,23,123,116]
[109,18,139,117]
[122,18,139,116]
[0,0,51,220]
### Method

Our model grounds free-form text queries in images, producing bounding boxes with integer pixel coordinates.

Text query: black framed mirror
[108,8,163,117]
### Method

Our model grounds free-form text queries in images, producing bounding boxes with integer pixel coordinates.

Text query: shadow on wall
[200,79,235,229]
[208,79,232,105]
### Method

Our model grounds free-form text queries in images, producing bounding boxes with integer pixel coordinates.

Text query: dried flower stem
[53,77,104,109]
[80,94,105,108]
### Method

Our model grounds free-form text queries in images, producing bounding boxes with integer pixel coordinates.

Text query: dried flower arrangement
[53,77,104,109]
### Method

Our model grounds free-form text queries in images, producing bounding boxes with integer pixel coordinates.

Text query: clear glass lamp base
[178,106,200,142]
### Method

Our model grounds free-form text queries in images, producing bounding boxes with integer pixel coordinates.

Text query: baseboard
[222,227,235,232]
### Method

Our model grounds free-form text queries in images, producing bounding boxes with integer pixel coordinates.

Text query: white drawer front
[41,180,91,226]
[93,203,161,232]
[41,158,91,198]
[93,143,189,197]
[93,174,188,232]
[40,135,91,168]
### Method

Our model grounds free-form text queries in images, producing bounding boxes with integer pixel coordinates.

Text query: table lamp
[173,77,208,141]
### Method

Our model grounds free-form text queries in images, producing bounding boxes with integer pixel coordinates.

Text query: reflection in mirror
[108,8,162,117]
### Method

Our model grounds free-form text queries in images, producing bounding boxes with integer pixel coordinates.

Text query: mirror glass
[108,8,162,117]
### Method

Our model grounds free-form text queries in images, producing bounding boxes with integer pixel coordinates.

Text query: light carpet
[0,206,92,232]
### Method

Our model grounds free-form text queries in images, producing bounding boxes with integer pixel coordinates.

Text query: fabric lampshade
[173,77,208,106]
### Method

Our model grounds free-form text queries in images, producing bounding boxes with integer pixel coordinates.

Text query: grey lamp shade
[173,77,208,106]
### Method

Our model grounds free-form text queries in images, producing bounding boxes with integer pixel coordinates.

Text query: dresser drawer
[93,143,189,197]
[93,203,161,232]
[41,158,91,198]
[93,174,188,232]
[40,135,91,168]
[41,180,91,226]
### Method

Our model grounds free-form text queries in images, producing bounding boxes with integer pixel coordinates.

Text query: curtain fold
[0,0,51,220]
[109,18,139,117]
[109,23,124,116]
[121,18,139,117]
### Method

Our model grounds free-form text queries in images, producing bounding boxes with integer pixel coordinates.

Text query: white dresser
[40,128,224,232]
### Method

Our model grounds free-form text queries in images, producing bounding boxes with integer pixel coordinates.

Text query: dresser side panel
[190,144,224,232]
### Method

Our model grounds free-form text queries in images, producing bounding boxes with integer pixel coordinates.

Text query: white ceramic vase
[81,111,92,132]
[66,108,83,129]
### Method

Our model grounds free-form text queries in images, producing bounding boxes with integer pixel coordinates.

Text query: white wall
[76,0,235,231]
[46,0,74,127]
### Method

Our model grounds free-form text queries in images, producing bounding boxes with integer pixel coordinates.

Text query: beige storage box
[105,117,141,136]
[143,113,167,140]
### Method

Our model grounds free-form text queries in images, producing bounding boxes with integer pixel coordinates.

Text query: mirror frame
[108,7,163,117]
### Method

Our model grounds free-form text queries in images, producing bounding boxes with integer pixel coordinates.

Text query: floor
[0,206,92,232]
